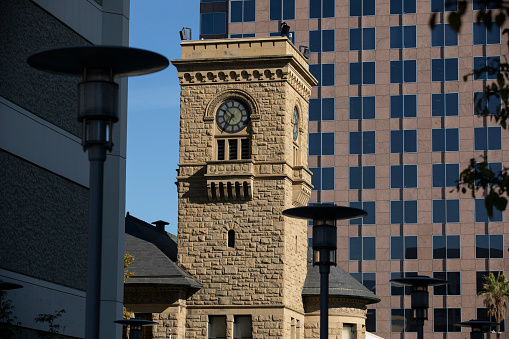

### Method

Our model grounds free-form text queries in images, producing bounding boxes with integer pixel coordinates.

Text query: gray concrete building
[0,1,129,338]
[199,0,509,338]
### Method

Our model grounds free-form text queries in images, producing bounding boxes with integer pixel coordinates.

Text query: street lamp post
[457,320,499,339]
[27,46,168,339]
[283,205,367,339]
[390,275,448,339]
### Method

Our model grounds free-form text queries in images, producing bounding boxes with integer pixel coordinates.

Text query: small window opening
[228,230,235,248]
[217,140,225,160]
[229,139,238,160]
[211,182,217,199]
[241,138,250,159]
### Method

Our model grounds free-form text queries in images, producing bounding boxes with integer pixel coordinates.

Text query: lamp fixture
[180,27,192,40]
[299,45,311,59]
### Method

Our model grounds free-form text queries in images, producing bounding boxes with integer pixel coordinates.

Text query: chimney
[152,220,169,233]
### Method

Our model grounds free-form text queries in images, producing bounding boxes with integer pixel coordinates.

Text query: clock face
[293,107,299,141]
[216,99,250,133]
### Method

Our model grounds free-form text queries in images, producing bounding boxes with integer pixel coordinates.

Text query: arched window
[228,230,235,248]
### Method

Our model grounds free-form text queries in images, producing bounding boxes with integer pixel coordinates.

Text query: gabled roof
[125,214,201,290]
[303,257,380,305]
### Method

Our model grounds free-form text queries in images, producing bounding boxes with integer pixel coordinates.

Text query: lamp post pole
[283,205,367,339]
[28,46,168,339]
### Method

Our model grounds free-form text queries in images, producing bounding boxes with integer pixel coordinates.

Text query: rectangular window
[233,316,252,339]
[391,95,416,118]
[350,0,375,16]
[390,60,416,83]
[201,12,227,35]
[391,272,418,295]
[473,0,500,10]
[366,309,376,333]
[350,27,376,50]
[310,63,335,86]
[310,97,335,121]
[474,162,502,187]
[349,201,376,225]
[349,166,376,190]
[433,272,461,295]
[349,131,375,154]
[217,138,249,160]
[473,22,500,45]
[309,132,334,156]
[473,56,500,80]
[475,199,503,222]
[230,0,255,22]
[270,0,295,20]
[432,199,460,223]
[390,164,417,189]
[269,31,295,44]
[351,272,376,294]
[349,237,376,260]
[391,235,418,259]
[431,0,457,12]
[310,29,335,52]
[391,201,418,224]
[433,235,460,259]
[432,163,459,187]
[390,0,416,14]
[476,234,503,258]
[474,126,502,151]
[390,26,416,48]
[474,92,500,115]
[350,62,375,85]
[432,93,459,116]
[477,308,506,332]
[432,128,459,152]
[433,308,461,332]
[230,33,256,38]
[432,58,458,81]
[310,167,334,191]
[477,271,499,294]
[431,23,458,46]
[209,316,227,339]
[310,0,335,18]
[391,308,418,332]
[390,129,417,153]
[350,96,376,119]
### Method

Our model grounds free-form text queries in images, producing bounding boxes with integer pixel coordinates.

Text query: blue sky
[126,1,199,235]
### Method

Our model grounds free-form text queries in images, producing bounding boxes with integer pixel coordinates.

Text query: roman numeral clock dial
[216,99,250,133]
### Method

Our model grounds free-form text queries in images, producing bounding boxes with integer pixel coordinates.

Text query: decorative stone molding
[205,160,254,201]
[292,166,313,206]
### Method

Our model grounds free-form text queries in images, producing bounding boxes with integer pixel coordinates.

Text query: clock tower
[172,37,317,338]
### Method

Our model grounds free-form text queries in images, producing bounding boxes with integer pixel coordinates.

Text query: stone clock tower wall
[172,38,317,338]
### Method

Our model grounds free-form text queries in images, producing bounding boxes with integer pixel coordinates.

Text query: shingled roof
[303,257,380,305]
[125,214,201,290]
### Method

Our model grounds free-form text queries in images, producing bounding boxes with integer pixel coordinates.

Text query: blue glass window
[310,98,335,121]
[350,131,376,154]
[230,0,256,22]
[350,201,376,225]
[473,56,500,80]
[476,234,503,258]
[366,309,377,333]
[431,0,457,12]
[391,272,418,296]
[310,63,335,86]
[475,199,503,222]
[350,62,375,85]
[391,201,418,224]
[349,166,376,190]
[474,92,500,115]
[349,237,376,260]
[270,0,295,20]
[391,235,418,259]
[351,272,377,294]
[473,0,500,10]
[310,167,335,191]
[390,0,416,14]
[200,12,227,35]
[350,0,375,16]
[434,308,461,332]
[310,0,335,18]
[391,95,417,118]
[391,308,418,332]
[432,163,459,187]
[433,199,460,223]
[390,26,416,48]
[350,96,376,119]
[473,22,500,45]
[309,132,334,156]
[229,33,256,38]
[350,27,376,50]
[390,60,416,83]
[310,29,335,52]
[390,129,417,153]
[432,128,459,152]
[431,24,458,46]
[433,235,461,259]
[432,93,459,116]
[390,165,417,189]
[474,126,502,151]
[432,58,458,81]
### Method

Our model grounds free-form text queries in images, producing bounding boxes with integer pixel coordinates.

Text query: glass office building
[200,0,508,337]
